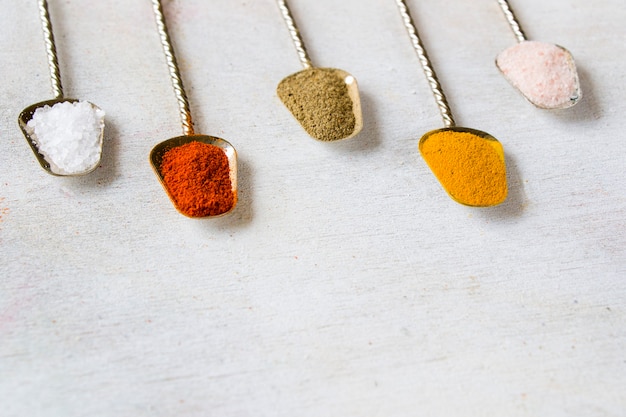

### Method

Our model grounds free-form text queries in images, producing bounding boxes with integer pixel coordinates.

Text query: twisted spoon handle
[496,0,527,43]
[277,0,312,69]
[395,0,455,128]
[38,0,63,98]
[151,0,194,136]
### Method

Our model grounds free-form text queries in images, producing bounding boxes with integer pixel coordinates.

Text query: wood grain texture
[1,0,624,416]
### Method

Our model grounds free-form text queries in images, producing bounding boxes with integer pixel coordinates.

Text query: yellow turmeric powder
[419,128,507,207]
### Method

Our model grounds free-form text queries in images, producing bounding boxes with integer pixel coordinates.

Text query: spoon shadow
[476,152,527,219]
[329,90,382,153]
[196,154,254,230]
[550,64,601,124]
[76,117,120,188]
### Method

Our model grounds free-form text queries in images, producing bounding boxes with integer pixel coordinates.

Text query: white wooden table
[1,0,624,416]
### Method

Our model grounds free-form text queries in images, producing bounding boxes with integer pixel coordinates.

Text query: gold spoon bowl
[277,67,363,141]
[419,127,507,207]
[18,98,104,176]
[150,135,238,218]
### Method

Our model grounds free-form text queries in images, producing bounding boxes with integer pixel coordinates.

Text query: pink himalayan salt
[496,40,581,109]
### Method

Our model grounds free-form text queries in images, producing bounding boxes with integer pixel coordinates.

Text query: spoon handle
[38,0,63,98]
[394,0,455,128]
[151,0,194,136]
[277,0,312,69]
[496,0,527,43]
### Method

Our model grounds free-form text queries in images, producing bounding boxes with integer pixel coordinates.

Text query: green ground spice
[277,68,356,141]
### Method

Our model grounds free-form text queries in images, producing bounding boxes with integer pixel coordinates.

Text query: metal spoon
[276,0,363,142]
[148,0,237,218]
[395,0,507,207]
[18,0,104,176]
[495,0,581,109]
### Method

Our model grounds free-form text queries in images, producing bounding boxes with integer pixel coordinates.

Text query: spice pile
[277,68,356,141]
[496,41,580,109]
[25,101,105,175]
[419,130,507,207]
[160,141,234,217]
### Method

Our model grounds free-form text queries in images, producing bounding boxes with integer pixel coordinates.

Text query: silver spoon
[18,0,104,176]
[148,0,238,218]
[395,0,507,207]
[276,0,363,142]
[495,0,581,109]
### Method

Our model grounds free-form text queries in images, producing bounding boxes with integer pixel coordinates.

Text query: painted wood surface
[1,0,624,416]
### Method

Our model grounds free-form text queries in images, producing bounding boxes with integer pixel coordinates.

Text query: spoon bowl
[419,127,507,207]
[150,135,238,218]
[277,67,363,141]
[18,98,104,176]
[496,41,581,109]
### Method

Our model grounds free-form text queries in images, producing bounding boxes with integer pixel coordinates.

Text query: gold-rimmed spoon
[18,0,104,176]
[495,0,581,109]
[395,0,507,207]
[149,0,237,218]
[276,0,363,142]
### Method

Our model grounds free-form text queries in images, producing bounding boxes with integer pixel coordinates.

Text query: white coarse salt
[496,40,581,109]
[25,100,105,175]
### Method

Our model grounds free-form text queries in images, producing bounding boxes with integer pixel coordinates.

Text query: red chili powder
[160,141,234,217]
